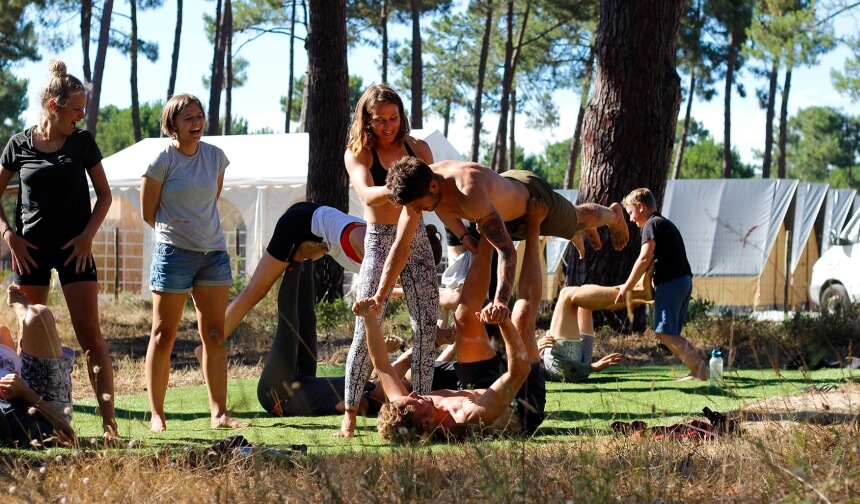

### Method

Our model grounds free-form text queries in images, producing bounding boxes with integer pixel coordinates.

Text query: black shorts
[432,360,461,390]
[514,363,546,435]
[12,244,97,286]
[454,354,504,390]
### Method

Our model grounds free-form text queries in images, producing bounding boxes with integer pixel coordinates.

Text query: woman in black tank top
[337,84,439,438]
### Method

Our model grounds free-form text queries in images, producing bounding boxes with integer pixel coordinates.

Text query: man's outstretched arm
[353,299,409,402]
[471,316,529,425]
[367,207,422,308]
[476,211,517,322]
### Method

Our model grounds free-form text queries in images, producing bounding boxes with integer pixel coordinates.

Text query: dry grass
[2,421,858,503]
[2,289,859,502]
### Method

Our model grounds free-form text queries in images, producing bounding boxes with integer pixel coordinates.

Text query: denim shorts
[654,275,693,336]
[149,242,232,294]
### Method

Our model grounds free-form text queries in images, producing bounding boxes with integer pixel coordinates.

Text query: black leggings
[257,259,317,412]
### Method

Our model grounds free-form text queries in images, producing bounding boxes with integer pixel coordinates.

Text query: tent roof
[791,182,828,273]
[663,179,797,276]
[100,129,461,189]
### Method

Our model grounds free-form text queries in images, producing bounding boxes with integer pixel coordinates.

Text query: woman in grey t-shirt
[141,94,249,432]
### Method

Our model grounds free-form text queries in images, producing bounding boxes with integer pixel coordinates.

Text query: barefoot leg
[573,202,630,251]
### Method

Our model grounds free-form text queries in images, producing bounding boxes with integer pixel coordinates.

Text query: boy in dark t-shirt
[616,188,707,380]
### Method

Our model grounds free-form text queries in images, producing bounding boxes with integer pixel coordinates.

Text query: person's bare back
[431,160,530,223]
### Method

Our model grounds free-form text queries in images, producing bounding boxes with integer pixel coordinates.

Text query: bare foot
[150,414,167,432]
[332,413,356,438]
[592,353,623,372]
[211,414,251,429]
[103,420,120,442]
[570,229,602,260]
[570,232,587,260]
[641,264,655,301]
[678,373,708,382]
[536,334,555,352]
[7,284,28,307]
[384,335,404,353]
[102,430,123,445]
[435,326,455,346]
[608,202,630,250]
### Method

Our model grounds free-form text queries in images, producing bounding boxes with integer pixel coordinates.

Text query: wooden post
[114,228,120,301]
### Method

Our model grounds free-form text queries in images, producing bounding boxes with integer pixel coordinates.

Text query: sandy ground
[738,381,860,425]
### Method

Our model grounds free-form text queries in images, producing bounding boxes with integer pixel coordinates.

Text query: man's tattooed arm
[477,210,517,307]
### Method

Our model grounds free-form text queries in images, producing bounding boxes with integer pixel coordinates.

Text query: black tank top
[370,142,416,186]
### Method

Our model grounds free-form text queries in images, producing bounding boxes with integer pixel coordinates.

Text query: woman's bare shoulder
[344,147,372,170]
[405,135,434,163]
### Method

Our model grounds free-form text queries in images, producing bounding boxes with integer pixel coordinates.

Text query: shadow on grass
[74,404,257,424]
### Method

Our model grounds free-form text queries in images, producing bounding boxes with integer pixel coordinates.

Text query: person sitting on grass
[0,285,76,447]
[357,199,548,441]
[540,266,656,382]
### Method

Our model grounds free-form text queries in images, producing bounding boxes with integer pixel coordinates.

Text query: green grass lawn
[69,364,856,451]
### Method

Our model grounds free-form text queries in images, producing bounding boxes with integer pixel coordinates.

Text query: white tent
[662,179,798,309]
[93,130,461,294]
[821,188,857,254]
[787,182,829,306]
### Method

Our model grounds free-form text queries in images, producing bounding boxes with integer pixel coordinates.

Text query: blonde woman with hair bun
[0,60,118,440]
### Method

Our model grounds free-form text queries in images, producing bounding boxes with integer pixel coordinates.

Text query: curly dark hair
[386,156,435,206]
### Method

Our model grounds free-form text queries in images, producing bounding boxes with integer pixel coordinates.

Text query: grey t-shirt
[144,142,229,252]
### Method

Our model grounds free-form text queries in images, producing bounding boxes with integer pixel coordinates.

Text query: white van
[809,211,860,314]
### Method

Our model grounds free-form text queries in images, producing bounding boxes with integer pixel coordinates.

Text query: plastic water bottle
[709,348,724,390]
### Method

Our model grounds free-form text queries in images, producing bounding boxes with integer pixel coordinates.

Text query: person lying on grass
[540,265,656,382]
[356,199,549,441]
[0,285,76,447]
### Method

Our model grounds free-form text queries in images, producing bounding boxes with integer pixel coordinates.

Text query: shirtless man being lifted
[366,156,629,323]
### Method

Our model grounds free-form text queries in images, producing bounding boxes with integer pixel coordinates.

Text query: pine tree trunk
[491,0,529,173]
[285,0,296,132]
[761,60,778,179]
[85,0,113,137]
[381,0,388,84]
[207,0,228,136]
[777,64,792,179]
[81,0,92,83]
[471,0,493,162]
[410,0,423,128]
[570,0,685,331]
[508,85,517,172]
[167,0,182,101]
[565,42,595,190]
[722,30,739,179]
[224,13,233,136]
[442,96,451,137]
[306,0,349,301]
[130,0,141,142]
[672,69,696,179]
[492,1,514,173]
[298,2,309,133]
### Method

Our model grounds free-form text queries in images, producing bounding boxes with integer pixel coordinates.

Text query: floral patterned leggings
[343,221,439,407]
